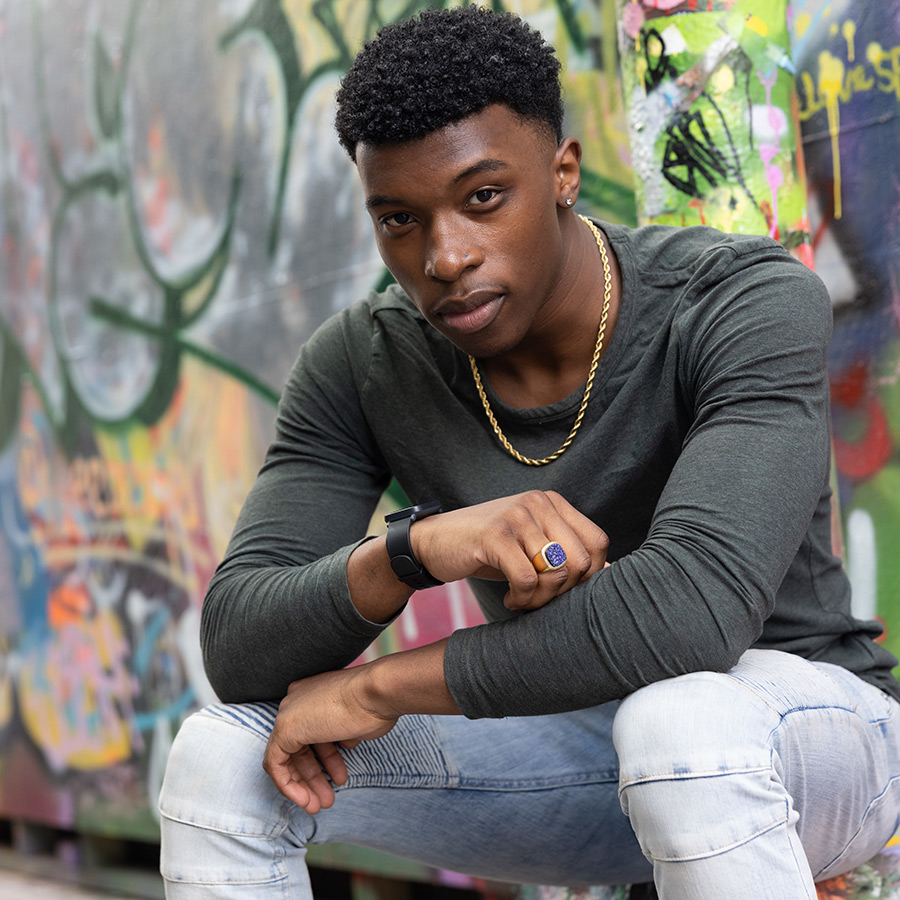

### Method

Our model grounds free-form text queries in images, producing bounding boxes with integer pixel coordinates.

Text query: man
[158,7,900,899]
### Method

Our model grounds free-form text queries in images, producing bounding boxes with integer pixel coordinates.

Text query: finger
[505,565,568,611]
[500,493,607,609]
[544,490,608,554]
[504,552,577,610]
[290,746,338,810]
[494,543,542,610]
[314,741,349,787]
[495,523,580,610]
[264,730,335,813]
[531,521,590,590]
[283,774,321,814]
[263,744,316,811]
[508,492,596,585]
[544,491,609,579]
[485,503,567,608]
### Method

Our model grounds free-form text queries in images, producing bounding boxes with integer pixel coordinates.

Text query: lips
[434,290,504,335]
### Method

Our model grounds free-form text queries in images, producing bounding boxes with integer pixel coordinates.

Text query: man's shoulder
[360,281,420,314]
[284,283,432,406]
[305,282,424,353]
[611,221,827,329]
[611,221,800,288]
[604,222,831,364]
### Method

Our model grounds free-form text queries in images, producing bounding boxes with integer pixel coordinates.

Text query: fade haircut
[334,5,564,161]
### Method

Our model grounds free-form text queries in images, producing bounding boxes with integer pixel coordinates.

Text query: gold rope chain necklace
[468,214,612,466]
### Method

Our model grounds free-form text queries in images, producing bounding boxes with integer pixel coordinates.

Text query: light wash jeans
[159,650,900,899]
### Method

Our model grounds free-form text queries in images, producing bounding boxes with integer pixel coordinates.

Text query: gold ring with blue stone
[531,541,567,573]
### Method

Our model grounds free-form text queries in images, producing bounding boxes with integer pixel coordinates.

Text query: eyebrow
[452,158,511,183]
[365,157,512,210]
[365,194,402,211]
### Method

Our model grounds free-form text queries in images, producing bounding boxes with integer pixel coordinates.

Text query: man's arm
[262,639,455,812]
[200,308,393,702]
[201,300,611,702]
[264,488,611,811]
[347,489,610,624]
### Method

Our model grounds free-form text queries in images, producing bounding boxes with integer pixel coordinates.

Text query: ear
[553,137,582,209]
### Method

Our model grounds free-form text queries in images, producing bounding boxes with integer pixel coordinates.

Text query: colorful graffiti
[617,0,811,259]
[792,0,900,664]
[0,0,635,844]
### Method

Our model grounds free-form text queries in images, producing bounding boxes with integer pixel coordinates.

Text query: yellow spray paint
[817,50,845,218]
[794,12,812,39]
[843,19,856,63]
[744,14,768,38]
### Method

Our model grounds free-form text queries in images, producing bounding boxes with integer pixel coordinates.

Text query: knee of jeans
[612,674,793,861]
[612,669,777,789]
[618,766,794,862]
[159,708,291,839]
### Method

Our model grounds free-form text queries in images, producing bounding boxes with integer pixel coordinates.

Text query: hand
[262,667,397,813]
[412,490,608,612]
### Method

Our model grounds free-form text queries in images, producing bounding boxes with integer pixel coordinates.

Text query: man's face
[356,105,572,360]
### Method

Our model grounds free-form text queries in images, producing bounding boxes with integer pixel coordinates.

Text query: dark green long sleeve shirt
[201,221,900,716]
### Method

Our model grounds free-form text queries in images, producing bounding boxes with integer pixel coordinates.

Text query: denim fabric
[159,650,900,899]
[614,650,900,898]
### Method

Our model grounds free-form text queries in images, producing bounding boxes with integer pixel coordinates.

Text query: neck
[478,215,620,409]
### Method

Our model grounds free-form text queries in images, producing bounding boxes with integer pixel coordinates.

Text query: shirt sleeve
[200,305,393,702]
[444,247,835,717]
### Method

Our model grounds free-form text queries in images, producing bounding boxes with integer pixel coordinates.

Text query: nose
[424,218,482,282]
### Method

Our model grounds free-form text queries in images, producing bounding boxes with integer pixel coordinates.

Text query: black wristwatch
[384,501,444,590]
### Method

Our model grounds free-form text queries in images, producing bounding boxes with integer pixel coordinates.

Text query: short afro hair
[334,5,564,161]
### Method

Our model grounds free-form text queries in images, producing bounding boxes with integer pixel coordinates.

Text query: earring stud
[566,198,573,207]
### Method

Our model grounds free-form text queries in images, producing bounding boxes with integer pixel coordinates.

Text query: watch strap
[385,504,444,591]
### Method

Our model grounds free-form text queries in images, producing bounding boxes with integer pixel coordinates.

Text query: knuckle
[492,518,520,541]
[518,569,539,592]
[516,489,551,513]
[586,527,609,553]
[570,548,593,575]
[504,592,525,610]
[547,568,568,590]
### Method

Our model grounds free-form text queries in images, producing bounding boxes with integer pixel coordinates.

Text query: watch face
[384,501,442,523]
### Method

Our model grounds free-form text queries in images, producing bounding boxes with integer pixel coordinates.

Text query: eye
[467,188,499,207]
[382,211,414,227]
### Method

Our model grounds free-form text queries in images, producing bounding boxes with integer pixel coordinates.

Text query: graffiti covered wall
[618,0,812,273]
[792,1,900,663]
[0,0,634,843]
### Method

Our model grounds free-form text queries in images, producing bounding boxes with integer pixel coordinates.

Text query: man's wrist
[358,640,459,719]
[347,536,415,625]
[384,502,444,590]
[356,656,401,720]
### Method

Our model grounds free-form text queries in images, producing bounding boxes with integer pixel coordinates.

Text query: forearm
[202,541,390,702]
[344,491,612,716]
[361,638,460,717]
[345,531,457,714]
[445,547,767,718]
[346,535,415,624]
[262,637,459,813]
[444,423,828,718]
